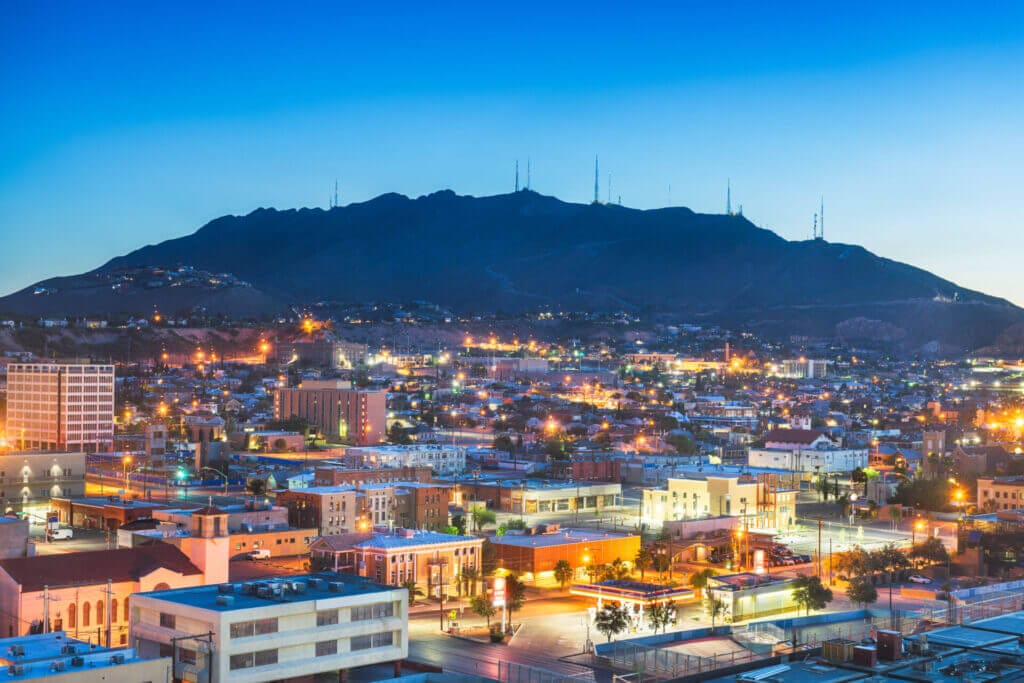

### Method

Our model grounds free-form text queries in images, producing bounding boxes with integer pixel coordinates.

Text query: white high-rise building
[5,361,115,453]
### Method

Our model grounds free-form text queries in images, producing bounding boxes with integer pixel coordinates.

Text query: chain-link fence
[496,661,596,683]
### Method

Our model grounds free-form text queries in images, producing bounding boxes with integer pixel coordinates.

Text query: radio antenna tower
[527,158,531,190]
[514,160,520,192]
[726,179,732,215]
[607,173,612,204]
[819,197,825,240]
[593,155,600,203]
[813,212,818,239]
[331,180,339,209]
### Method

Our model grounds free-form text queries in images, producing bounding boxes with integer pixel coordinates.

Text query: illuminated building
[5,361,114,453]
[273,381,385,445]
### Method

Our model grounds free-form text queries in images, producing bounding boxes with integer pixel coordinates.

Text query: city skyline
[4,2,1024,305]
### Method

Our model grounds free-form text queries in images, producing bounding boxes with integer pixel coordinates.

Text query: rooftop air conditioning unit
[49,661,65,672]
[70,657,84,667]
[216,595,234,606]
[109,654,125,665]
[61,645,76,655]
[217,584,234,593]
[8,664,23,676]
[328,581,344,592]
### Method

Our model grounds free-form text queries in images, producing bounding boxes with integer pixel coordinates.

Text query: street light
[121,455,132,491]
[913,519,925,546]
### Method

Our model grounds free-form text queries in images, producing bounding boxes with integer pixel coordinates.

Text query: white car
[908,574,932,584]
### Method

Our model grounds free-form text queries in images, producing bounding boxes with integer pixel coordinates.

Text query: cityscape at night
[5,3,1024,682]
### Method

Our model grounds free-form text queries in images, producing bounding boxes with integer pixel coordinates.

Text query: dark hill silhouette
[2,190,1019,352]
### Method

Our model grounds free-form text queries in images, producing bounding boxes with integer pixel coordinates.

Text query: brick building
[274,381,386,445]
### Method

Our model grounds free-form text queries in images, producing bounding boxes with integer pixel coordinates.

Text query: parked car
[247,549,271,560]
[908,574,932,584]
[49,528,73,540]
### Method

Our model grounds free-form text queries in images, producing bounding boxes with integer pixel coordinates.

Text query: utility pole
[816,518,823,578]
[103,579,113,647]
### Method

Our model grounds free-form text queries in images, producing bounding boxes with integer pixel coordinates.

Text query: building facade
[0,451,86,518]
[312,529,482,597]
[5,362,115,453]
[130,573,408,683]
[344,444,466,475]
[274,382,386,446]
[641,475,797,531]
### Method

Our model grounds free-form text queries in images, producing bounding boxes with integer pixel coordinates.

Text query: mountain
[2,189,1020,352]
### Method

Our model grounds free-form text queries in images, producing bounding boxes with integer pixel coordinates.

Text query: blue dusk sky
[2,2,1024,302]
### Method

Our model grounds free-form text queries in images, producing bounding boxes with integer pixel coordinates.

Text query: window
[159,612,175,629]
[254,649,278,666]
[316,610,338,626]
[315,640,338,657]
[83,603,91,627]
[229,649,277,670]
[351,632,394,651]
[229,618,278,638]
[178,648,197,665]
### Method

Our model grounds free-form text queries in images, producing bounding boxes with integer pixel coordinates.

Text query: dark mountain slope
[2,190,1019,352]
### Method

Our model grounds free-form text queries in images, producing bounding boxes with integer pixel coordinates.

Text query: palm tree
[634,548,653,581]
[459,566,480,597]
[403,579,424,605]
[689,568,717,602]
[554,560,574,590]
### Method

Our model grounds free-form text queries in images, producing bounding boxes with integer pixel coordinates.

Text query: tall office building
[274,381,386,446]
[5,361,115,453]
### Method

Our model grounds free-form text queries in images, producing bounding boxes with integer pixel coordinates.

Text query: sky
[3,2,1024,303]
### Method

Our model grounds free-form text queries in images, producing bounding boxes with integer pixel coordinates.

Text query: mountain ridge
[2,189,1020,353]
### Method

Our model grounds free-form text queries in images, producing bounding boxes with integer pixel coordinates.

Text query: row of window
[229,618,278,639]
[228,633,394,670]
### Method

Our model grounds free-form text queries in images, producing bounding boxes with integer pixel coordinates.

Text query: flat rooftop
[906,625,1015,649]
[489,528,637,548]
[0,631,155,680]
[134,572,397,612]
[55,496,166,509]
[710,661,868,683]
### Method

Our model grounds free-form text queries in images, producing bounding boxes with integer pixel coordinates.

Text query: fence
[495,661,595,683]
[600,639,767,680]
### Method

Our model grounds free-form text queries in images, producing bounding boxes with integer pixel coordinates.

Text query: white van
[50,528,73,540]
[247,549,271,560]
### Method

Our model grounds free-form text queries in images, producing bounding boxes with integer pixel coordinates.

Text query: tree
[492,434,515,453]
[909,536,949,568]
[708,597,727,633]
[471,507,496,532]
[505,518,527,531]
[647,601,676,634]
[554,560,574,590]
[634,548,653,581]
[505,574,526,630]
[792,575,833,616]
[459,566,480,597]
[272,438,288,452]
[450,515,466,535]
[664,432,698,455]
[544,436,573,461]
[601,558,631,582]
[403,579,424,604]
[689,568,717,601]
[940,581,954,621]
[846,578,879,608]
[887,505,903,531]
[594,603,630,642]
[470,594,496,628]
[246,478,267,496]
[388,423,412,445]
[652,554,671,580]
